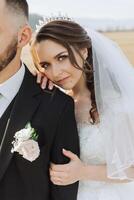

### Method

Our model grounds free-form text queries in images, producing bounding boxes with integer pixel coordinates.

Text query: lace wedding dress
[77,123,134,200]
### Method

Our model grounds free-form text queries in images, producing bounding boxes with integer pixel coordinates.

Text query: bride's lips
[56,76,70,85]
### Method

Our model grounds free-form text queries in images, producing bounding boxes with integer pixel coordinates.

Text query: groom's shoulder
[39,87,75,115]
[23,67,74,107]
[41,86,74,106]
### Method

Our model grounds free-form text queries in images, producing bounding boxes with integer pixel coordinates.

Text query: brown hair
[35,20,98,124]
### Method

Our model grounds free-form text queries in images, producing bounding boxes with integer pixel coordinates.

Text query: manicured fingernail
[63,148,67,152]
[37,79,41,83]
[42,85,45,89]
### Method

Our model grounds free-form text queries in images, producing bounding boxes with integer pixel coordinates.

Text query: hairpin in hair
[35,13,73,33]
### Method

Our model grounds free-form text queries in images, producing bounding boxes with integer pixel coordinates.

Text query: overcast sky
[27,0,134,19]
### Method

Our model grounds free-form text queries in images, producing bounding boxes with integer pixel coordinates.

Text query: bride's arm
[82,164,130,183]
[50,149,131,185]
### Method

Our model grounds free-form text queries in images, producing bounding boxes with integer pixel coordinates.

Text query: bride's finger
[41,76,48,89]
[37,72,43,84]
[50,177,63,185]
[48,80,54,90]
[32,69,38,76]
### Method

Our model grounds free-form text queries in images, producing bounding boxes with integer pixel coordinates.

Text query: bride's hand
[27,64,54,90]
[36,72,54,90]
[49,149,85,186]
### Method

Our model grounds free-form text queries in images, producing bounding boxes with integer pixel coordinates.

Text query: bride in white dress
[30,18,134,200]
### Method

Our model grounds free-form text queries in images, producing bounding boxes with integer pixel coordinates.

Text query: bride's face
[35,39,86,90]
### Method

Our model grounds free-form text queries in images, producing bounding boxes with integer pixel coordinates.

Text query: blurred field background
[24,0,134,69]
[22,30,134,69]
[104,31,134,66]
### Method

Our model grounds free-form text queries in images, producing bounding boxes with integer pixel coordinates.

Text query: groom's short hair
[5,0,29,20]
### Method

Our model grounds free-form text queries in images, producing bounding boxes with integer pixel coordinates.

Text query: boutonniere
[11,123,40,162]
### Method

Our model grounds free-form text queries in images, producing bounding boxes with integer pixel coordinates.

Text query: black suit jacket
[0,67,79,200]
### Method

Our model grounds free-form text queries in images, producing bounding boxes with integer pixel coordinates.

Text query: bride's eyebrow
[54,51,68,59]
[39,51,68,65]
[39,61,49,65]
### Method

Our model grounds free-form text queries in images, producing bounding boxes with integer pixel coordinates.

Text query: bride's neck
[72,75,90,101]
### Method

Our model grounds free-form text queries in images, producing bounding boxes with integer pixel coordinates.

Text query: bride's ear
[80,48,88,60]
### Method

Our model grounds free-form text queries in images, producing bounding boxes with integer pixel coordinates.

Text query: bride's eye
[41,63,50,70]
[58,55,68,61]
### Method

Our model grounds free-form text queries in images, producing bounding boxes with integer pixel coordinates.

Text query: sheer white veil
[86,29,134,180]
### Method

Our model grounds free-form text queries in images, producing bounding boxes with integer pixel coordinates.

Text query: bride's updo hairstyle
[35,19,98,124]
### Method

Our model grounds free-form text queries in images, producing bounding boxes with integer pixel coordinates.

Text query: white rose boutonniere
[11,123,40,162]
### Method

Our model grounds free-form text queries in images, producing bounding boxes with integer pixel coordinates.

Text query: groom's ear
[17,24,32,48]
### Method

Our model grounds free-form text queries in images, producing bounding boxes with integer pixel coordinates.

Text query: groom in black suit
[0,0,79,199]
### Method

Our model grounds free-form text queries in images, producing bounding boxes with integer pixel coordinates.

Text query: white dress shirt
[0,64,25,118]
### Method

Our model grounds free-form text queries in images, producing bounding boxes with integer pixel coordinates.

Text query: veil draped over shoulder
[87,29,134,180]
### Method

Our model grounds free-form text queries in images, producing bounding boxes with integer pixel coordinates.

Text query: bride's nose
[52,64,63,78]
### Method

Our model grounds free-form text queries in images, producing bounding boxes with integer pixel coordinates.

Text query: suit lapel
[0,67,42,181]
